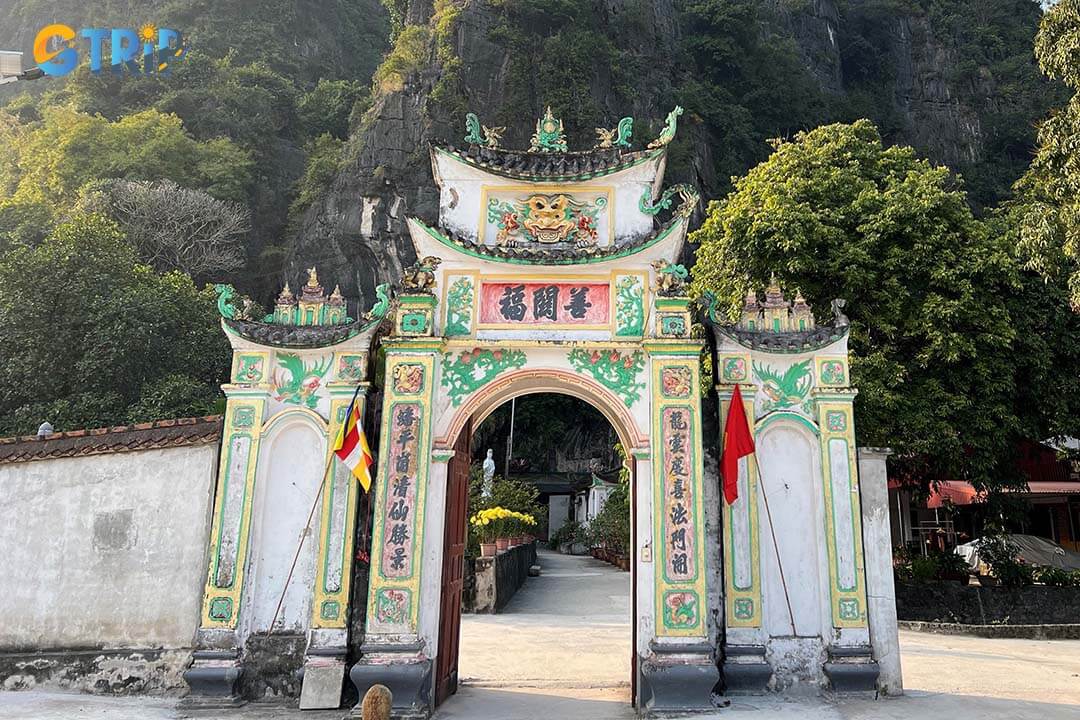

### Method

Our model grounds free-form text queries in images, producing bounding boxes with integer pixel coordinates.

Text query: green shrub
[549,520,584,551]
[910,555,940,583]
[1035,566,1080,587]
[934,549,971,579]
[976,534,1035,587]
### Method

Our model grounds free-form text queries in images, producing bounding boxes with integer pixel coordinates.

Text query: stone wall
[895,581,1080,625]
[467,542,537,614]
[0,419,220,693]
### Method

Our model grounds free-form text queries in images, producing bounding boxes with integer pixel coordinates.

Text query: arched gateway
[185,108,895,716]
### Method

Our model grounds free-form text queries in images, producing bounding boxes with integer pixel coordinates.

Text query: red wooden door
[435,418,471,705]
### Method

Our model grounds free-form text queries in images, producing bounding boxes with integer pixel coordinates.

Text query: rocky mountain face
[285,0,1053,307]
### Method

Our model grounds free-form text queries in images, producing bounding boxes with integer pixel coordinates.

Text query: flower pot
[496,537,510,552]
[480,542,497,558]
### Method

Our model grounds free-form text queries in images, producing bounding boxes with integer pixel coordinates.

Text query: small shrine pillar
[183,274,391,709]
[706,287,883,693]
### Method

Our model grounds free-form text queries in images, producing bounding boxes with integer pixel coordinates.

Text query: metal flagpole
[504,396,516,479]
[751,454,798,637]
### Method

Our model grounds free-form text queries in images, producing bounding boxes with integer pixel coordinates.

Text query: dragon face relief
[522,194,576,243]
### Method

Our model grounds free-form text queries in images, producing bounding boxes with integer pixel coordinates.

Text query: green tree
[2,105,252,209]
[0,214,229,435]
[690,120,1023,490]
[1015,0,1080,309]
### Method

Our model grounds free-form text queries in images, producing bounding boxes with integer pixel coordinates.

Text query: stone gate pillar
[638,295,721,712]
[349,291,443,719]
[707,284,882,693]
[183,275,389,707]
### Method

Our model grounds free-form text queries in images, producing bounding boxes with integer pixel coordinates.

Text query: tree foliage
[82,179,251,281]
[1015,0,1080,309]
[0,214,228,435]
[690,121,1025,490]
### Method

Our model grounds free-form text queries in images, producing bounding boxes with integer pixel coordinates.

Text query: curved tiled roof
[222,314,386,348]
[435,144,664,181]
[413,213,687,265]
[0,416,223,464]
[711,324,848,354]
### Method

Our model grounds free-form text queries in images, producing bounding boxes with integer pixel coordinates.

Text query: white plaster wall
[548,495,570,537]
[0,444,218,649]
[240,417,325,637]
[433,151,665,244]
[755,424,829,641]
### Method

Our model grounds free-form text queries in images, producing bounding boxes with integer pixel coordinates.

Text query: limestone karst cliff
[286,0,1056,307]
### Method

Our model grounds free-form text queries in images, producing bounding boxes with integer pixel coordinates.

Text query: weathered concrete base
[180,650,244,709]
[236,634,305,702]
[823,646,879,692]
[899,620,1080,640]
[638,643,720,715]
[298,660,344,709]
[0,647,191,694]
[349,647,432,719]
[721,645,772,694]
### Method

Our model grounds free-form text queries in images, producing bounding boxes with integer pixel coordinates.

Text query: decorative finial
[464,113,483,145]
[37,421,54,439]
[306,267,319,288]
[595,117,633,149]
[648,106,683,149]
[401,256,442,294]
[743,287,760,311]
[482,124,505,149]
[831,298,849,328]
[529,106,568,153]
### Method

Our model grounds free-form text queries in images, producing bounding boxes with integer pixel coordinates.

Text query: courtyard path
[456,547,632,689]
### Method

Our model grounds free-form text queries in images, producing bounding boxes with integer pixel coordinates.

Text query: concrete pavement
[457,547,631,688]
[2,549,1078,718]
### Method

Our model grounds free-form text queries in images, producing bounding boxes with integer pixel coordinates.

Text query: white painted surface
[548,495,570,537]
[756,424,827,641]
[241,415,325,637]
[857,448,903,695]
[433,151,665,245]
[828,439,857,591]
[0,444,218,649]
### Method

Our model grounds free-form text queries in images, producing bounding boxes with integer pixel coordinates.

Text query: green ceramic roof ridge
[433,144,666,182]
[412,215,686,266]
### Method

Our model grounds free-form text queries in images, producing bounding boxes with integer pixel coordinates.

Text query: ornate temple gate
[184,107,896,715]
[348,109,722,716]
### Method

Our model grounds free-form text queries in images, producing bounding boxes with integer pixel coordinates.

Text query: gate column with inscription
[349,283,443,719]
[706,284,881,692]
[638,294,720,712]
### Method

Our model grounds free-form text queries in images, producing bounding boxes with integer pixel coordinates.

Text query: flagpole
[269,384,365,634]
[751,453,799,637]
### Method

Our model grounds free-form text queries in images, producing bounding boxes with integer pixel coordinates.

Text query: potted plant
[470,508,499,557]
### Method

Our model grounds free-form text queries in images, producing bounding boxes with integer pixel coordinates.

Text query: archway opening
[436,391,637,713]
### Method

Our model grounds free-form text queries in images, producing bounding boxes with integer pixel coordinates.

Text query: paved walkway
[1,551,1079,719]
[456,547,631,688]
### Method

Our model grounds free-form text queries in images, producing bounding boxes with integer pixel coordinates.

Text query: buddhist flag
[334,392,373,492]
[721,384,755,505]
